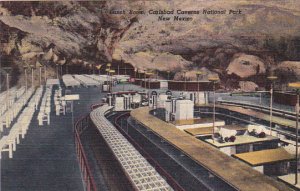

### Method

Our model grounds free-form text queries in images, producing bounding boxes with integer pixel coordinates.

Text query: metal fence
[74,114,97,191]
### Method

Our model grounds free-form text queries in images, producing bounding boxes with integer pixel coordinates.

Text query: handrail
[218,100,296,120]
[197,109,298,140]
[74,114,97,191]
[90,103,104,111]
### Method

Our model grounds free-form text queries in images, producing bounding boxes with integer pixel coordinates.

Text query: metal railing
[74,114,97,191]
[90,103,104,111]
[218,100,296,119]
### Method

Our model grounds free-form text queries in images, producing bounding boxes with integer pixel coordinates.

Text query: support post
[31,67,34,88]
[44,65,47,85]
[56,65,59,79]
[213,82,216,143]
[39,66,42,86]
[270,83,273,135]
[296,91,299,185]
[25,68,28,93]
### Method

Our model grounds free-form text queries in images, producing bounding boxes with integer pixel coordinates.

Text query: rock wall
[0,1,300,90]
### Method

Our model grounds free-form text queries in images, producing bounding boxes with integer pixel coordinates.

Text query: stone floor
[1,86,103,191]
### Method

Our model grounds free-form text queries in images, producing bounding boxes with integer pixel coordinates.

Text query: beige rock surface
[239,81,259,91]
[227,54,266,78]
[0,1,300,88]
[275,61,300,80]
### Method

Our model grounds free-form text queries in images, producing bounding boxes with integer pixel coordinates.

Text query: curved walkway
[90,105,173,191]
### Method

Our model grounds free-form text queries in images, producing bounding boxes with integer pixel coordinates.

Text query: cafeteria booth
[233,148,294,176]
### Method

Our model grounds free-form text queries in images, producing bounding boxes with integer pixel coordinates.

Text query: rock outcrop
[0,1,300,89]
[275,61,300,81]
[239,81,259,92]
[226,54,266,78]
